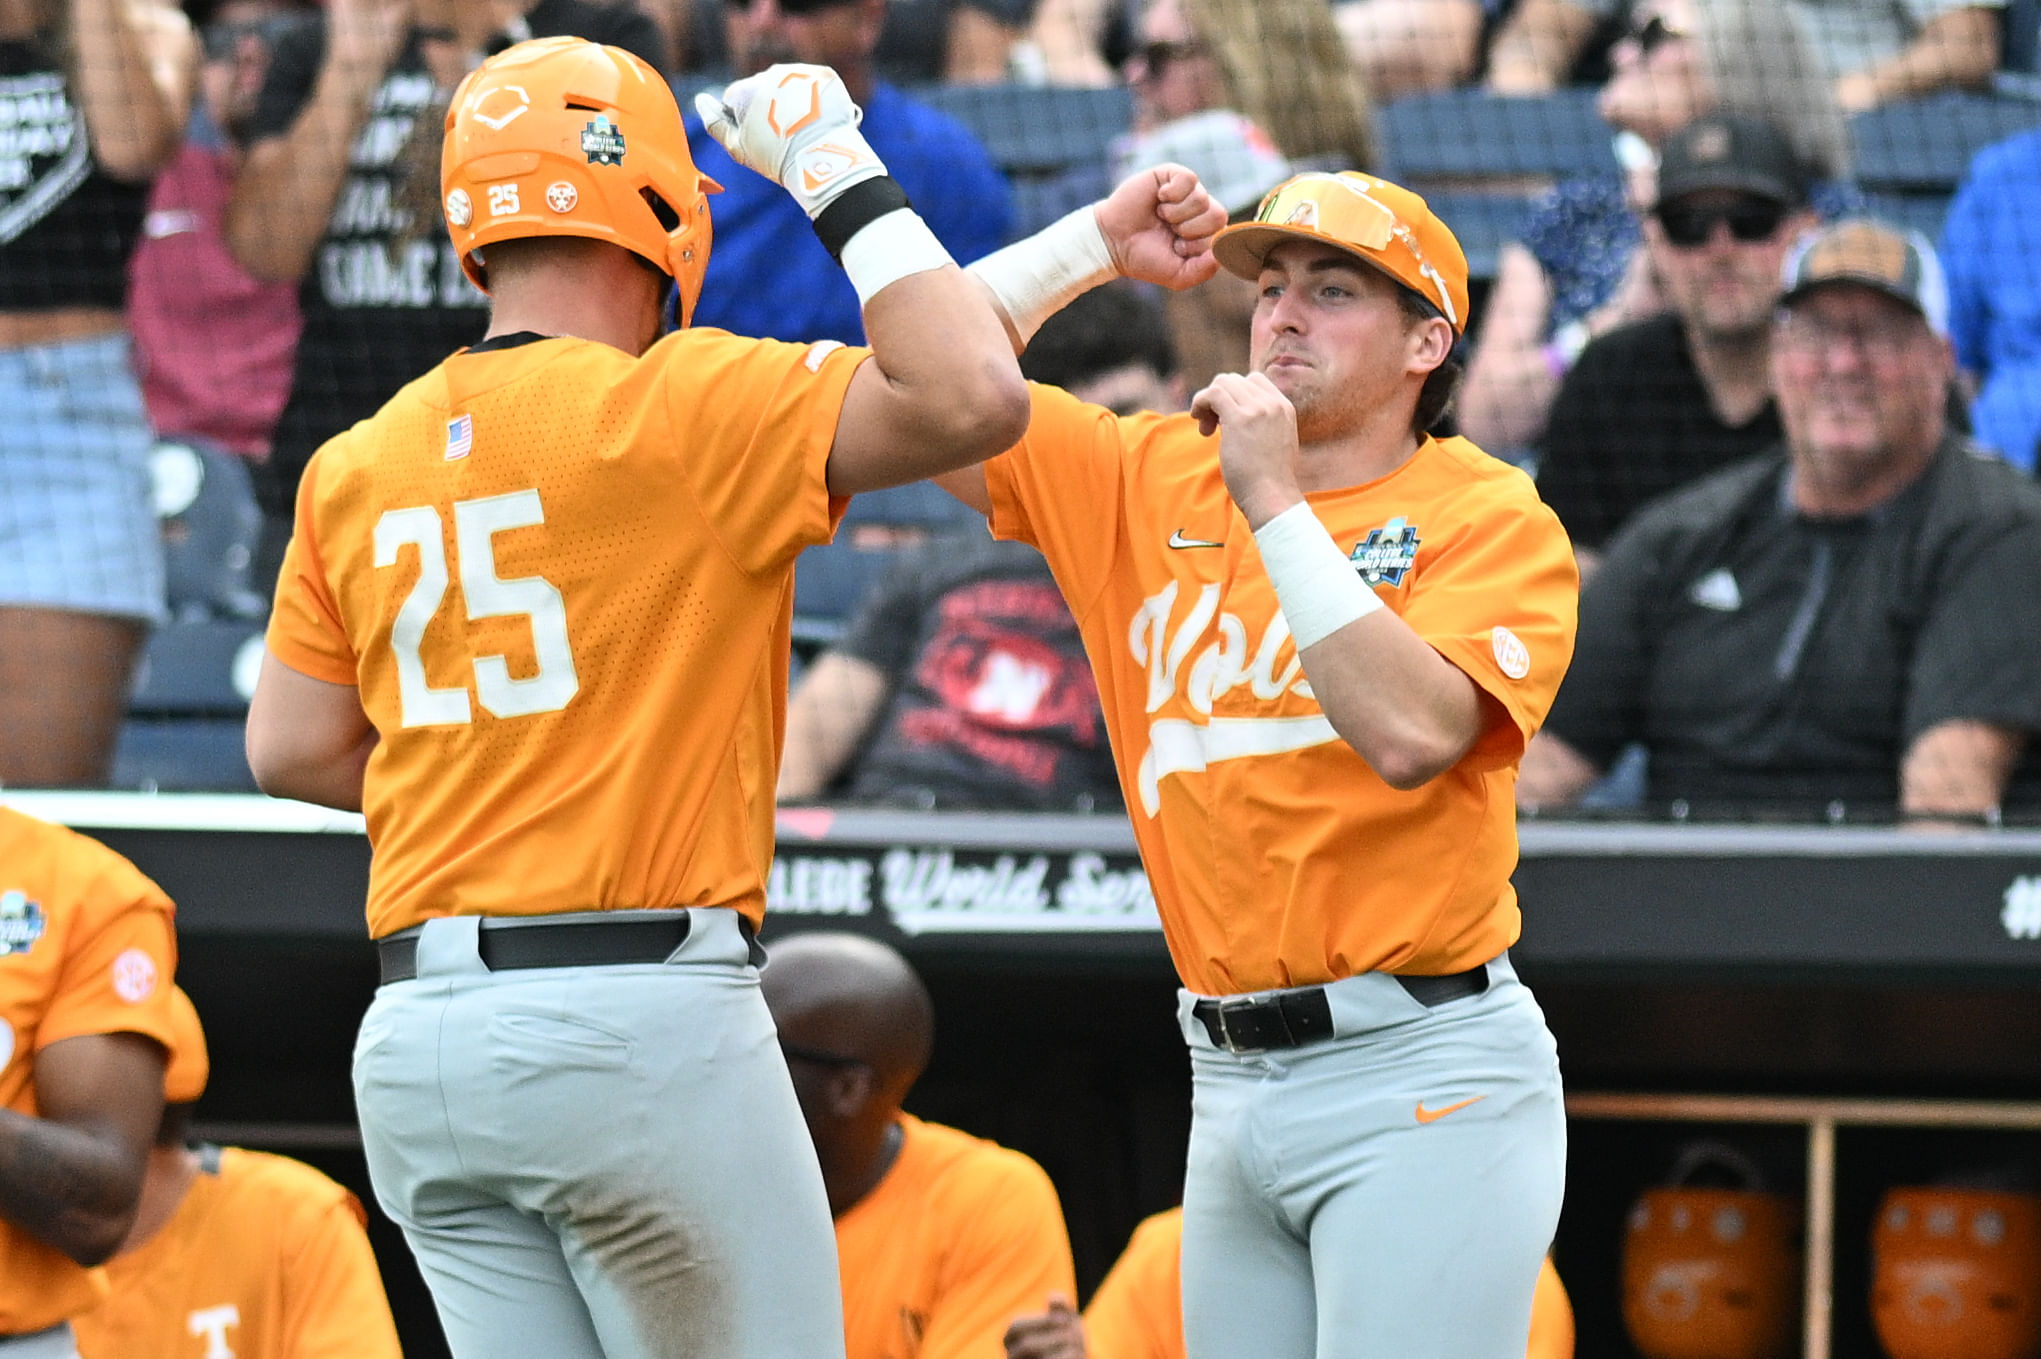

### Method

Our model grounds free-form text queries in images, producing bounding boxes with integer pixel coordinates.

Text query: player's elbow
[1344,719,1471,791]
[935,361,1031,463]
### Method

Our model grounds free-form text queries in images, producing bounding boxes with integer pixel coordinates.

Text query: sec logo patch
[112,949,159,1004]
[1491,626,1531,680]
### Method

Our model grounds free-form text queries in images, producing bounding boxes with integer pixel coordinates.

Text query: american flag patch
[445,414,473,460]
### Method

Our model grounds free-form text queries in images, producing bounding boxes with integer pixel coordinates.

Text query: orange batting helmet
[1621,1144,1802,1359]
[441,36,720,325]
[1872,1187,2041,1359]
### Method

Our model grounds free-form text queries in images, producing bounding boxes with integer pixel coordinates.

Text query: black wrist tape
[812,177,912,260]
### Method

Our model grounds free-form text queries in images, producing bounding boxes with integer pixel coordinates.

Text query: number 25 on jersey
[375,490,580,727]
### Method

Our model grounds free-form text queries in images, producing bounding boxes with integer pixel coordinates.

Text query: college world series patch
[1350,517,1421,586]
[0,890,46,956]
[581,114,626,165]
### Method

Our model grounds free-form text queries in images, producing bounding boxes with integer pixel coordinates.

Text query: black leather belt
[377,915,692,985]
[1193,963,1491,1053]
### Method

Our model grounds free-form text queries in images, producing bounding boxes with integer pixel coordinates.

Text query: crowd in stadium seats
[1,0,2038,825]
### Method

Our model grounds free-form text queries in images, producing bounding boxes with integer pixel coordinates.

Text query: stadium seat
[1419,191,1533,287]
[792,540,905,647]
[913,84,1134,177]
[1848,93,2041,192]
[1374,88,1619,183]
[112,619,266,792]
[1859,191,1954,242]
[792,486,978,646]
[151,439,267,622]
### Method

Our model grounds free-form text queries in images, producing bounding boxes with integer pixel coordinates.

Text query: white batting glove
[694,64,888,221]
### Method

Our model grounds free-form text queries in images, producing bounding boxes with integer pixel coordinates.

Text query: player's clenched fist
[1193,371,1304,526]
[694,64,887,220]
[1094,163,1228,290]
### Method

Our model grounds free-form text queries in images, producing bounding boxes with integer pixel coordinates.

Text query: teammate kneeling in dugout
[0,807,180,1359]
[241,33,1226,1359]
[938,172,1581,1357]
[762,932,1077,1359]
[71,986,403,1359]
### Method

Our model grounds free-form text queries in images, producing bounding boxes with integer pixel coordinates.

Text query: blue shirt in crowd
[1942,127,2041,474]
[683,82,1013,345]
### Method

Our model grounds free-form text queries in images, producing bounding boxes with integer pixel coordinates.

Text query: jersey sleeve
[276,1183,404,1359]
[265,452,359,685]
[667,333,865,576]
[984,384,1145,619]
[1082,1211,1184,1359]
[918,1151,1077,1359]
[1407,481,1580,772]
[38,850,178,1055]
[1903,511,2041,740]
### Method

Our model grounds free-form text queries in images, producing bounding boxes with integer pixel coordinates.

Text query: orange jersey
[985,387,1577,993]
[835,1114,1076,1359]
[0,807,180,1334]
[266,330,866,937]
[71,1146,401,1359]
[1081,1209,1185,1359]
[1083,1209,1575,1359]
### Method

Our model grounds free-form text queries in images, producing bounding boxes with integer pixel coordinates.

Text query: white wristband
[841,209,955,307]
[965,205,1116,343]
[1253,502,1383,650]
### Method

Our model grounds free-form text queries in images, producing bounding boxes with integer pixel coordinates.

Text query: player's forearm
[1516,731,1600,810]
[225,47,390,281]
[1852,8,1999,103]
[1483,0,1593,92]
[0,1108,149,1266]
[1298,614,1486,790]
[1899,719,2022,819]
[67,0,192,180]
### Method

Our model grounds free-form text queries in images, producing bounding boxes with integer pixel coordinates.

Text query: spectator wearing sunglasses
[1519,220,2041,825]
[1534,114,1815,572]
[759,932,1078,1359]
[1459,0,1852,461]
[685,0,1013,345]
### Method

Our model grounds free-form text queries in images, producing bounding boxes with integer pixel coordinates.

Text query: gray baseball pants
[1176,953,1566,1359]
[353,908,844,1359]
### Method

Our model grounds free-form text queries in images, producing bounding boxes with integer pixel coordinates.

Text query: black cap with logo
[1654,114,1813,209]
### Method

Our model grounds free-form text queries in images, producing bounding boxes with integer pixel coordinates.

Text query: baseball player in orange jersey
[70,987,403,1359]
[1003,1210,1577,1359]
[943,171,1579,1357]
[0,806,180,1359]
[241,35,1224,1359]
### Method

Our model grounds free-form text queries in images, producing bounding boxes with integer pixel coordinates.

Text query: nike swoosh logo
[1414,1096,1486,1124]
[1168,530,1223,549]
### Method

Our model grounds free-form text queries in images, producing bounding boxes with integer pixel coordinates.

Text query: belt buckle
[1214,996,1263,1054]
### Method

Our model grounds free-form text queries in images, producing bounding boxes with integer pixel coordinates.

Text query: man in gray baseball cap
[1522,214,2041,826]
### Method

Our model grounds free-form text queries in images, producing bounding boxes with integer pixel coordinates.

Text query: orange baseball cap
[162,986,209,1104]
[1213,171,1469,334]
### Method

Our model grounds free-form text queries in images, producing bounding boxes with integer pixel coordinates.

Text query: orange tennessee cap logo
[1414,1095,1486,1124]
